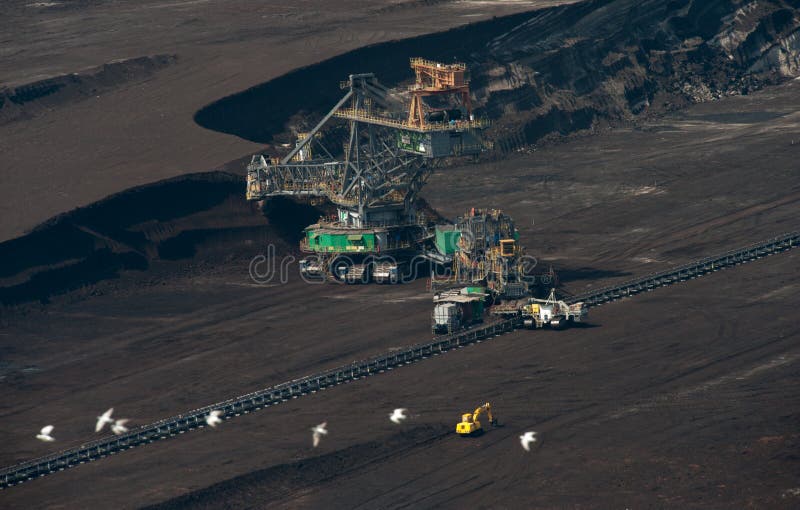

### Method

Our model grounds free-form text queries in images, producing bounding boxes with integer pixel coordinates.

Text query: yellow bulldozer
[455,402,498,436]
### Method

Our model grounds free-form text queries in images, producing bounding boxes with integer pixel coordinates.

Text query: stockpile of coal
[193,12,533,144]
[474,0,800,148]
[0,55,176,125]
[196,0,800,151]
[0,172,321,306]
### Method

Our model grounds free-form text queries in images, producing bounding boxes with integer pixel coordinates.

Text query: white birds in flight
[37,406,541,454]
[38,408,131,442]
[205,410,223,428]
[519,431,538,451]
[95,408,115,433]
[311,421,328,448]
[36,425,55,442]
[95,408,130,435]
[312,406,411,448]
[111,419,130,435]
[389,408,407,424]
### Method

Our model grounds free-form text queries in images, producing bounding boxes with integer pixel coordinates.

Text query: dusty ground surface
[1,75,799,508]
[1,0,799,508]
[426,78,800,294]
[0,0,570,242]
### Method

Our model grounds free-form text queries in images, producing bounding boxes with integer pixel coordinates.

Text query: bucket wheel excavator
[246,58,487,283]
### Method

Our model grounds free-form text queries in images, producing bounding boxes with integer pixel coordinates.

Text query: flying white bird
[205,410,223,428]
[111,419,129,435]
[96,408,115,433]
[519,431,538,451]
[36,425,55,442]
[389,408,408,424]
[311,421,328,448]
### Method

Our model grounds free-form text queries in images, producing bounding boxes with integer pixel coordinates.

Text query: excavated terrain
[1,1,799,509]
[197,0,800,150]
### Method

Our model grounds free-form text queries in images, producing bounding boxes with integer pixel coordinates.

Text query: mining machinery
[246,58,487,282]
[430,208,535,298]
[432,286,487,334]
[428,208,585,336]
[491,287,588,329]
[522,289,587,328]
[455,402,498,436]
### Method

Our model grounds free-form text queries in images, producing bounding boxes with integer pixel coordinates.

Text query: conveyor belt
[565,231,798,307]
[1,230,796,489]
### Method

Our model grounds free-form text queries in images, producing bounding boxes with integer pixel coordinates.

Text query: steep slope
[475,0,800,147]
[196,1,800,151]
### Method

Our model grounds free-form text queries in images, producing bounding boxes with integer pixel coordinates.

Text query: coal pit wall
[194,0,800,153]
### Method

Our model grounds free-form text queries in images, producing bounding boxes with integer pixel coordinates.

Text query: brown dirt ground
[1,75,798,508]
[1,1,799,509]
